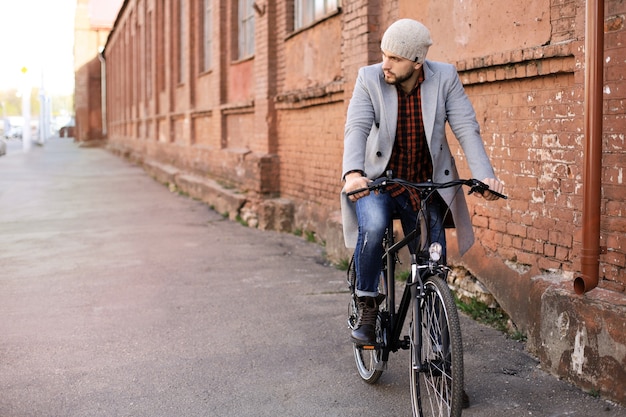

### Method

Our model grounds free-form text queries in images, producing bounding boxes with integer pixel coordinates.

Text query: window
[201,0,213,72]
[294,0,340,30]
[157,0,165,91]
[146,10,152,98]
[238,0,254,59]
[178,0,186,83]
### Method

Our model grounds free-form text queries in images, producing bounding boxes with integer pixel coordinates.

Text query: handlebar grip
[467,180,508,200]
[346,187,370,197]
[488,189,508,200]
[346,177,389,197]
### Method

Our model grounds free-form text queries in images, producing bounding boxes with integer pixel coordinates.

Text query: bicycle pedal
[355,341,383,350]
[400,336,411,350]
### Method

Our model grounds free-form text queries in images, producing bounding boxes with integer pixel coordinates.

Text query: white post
[21,67,31,152]
[39,71,48,145]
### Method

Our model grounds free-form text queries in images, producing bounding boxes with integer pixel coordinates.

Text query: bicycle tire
[350,302,384,383]
[410,275,464,417]
[348,259,385,384]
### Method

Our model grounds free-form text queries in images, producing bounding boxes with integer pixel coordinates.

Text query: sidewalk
[0,138,623,417]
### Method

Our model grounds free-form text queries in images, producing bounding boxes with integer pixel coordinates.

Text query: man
[341,19,504,346]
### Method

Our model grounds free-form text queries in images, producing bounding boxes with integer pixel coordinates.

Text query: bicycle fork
[410,253,425,372]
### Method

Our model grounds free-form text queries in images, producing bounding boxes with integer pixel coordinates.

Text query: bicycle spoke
[410,276,463,417]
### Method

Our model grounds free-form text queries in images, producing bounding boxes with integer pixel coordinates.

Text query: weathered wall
[75,57,104,141]
[408,0,626,403]
[97,0,626,404]
[400,0,552,60]
[73,0,118,142]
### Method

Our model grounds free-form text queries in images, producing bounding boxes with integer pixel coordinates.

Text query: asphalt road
[1,138,623,417]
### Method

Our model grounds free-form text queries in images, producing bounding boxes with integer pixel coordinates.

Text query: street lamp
[21,67,31,152]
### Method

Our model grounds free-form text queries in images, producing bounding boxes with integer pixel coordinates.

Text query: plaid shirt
[385,70,433,207]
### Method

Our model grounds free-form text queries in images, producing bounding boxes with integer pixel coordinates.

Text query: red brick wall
[101,0,626,294]
[456,45,582,274]
[276,102,344,208]
[603,3,626,287]
[73,0,115,142]
[101,0,626,282]
[446,3,626,293]
[99,0,626,403]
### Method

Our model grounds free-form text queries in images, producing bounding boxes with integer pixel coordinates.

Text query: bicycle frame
[379,197,437,364]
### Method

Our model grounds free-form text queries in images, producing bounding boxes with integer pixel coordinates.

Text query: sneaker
[351,294,385,345]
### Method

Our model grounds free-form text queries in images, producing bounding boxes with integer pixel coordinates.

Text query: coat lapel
[420,61,439,145]
[380,75,397,145]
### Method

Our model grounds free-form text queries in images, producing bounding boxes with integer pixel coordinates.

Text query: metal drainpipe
[98,48,107,138]
[574,0,604,295]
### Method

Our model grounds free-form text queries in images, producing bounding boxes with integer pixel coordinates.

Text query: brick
[489,218,508,233]
[528,226,550,241]
[555,246,570,261]
[472,215,489,228]
[507,222,527,238]
[549,229,574,247]
[523,238,537,252]
[544,243,557,257]
[516,251,537,266]
[537,256,562,272]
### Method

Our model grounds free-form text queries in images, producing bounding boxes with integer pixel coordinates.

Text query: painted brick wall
[277,102,345,208]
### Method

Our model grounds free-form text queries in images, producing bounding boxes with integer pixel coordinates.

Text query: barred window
[201,0,213,71]
[238,0,255,59]
[294,0,340,30]
[178,0,186,83]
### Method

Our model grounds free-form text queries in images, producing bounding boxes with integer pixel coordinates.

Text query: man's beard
[384,68,414,85]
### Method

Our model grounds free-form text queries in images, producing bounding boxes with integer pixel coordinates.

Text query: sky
[0,0,77,95]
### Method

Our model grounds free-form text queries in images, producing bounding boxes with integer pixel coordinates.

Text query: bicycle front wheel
[410,275,464,417]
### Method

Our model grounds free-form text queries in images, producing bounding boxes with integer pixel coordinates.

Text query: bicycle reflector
[429,242,443,262]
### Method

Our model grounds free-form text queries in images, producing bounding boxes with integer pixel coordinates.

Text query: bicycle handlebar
[346,177,508,200]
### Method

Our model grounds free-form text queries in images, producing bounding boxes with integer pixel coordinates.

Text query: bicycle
[346,176,506,417]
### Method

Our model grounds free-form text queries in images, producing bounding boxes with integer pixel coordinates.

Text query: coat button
[445,169,450,175]
[376,151,382,157]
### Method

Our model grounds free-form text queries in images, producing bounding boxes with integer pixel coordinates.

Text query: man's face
[381,50,421,85]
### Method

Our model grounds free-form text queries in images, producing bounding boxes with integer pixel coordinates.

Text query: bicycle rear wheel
[347,259,385,384]
[350,295,384,384]
[410,275,464,417]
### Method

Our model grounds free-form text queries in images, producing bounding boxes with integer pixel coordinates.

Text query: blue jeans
[354,191,447,297]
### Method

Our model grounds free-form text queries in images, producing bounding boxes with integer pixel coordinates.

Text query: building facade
[74,0,124,142]
[100,0,625,404]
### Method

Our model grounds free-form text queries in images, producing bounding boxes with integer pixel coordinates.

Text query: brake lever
[467,180,508,199]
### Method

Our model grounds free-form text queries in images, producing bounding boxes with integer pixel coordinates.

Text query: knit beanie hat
[380,19,432,63]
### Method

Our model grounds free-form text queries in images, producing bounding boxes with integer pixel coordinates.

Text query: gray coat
[341,60,496,255]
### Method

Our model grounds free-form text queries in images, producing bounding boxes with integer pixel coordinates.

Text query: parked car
[7,125,23,139]
[3,117,23,139]
[59,124,75,138]
[0,138,6,156]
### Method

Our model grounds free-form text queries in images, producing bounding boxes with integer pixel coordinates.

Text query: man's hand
[477,178,504,201]
[344,172,371,202]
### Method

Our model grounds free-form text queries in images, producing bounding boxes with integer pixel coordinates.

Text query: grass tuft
[454,293,522,338]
